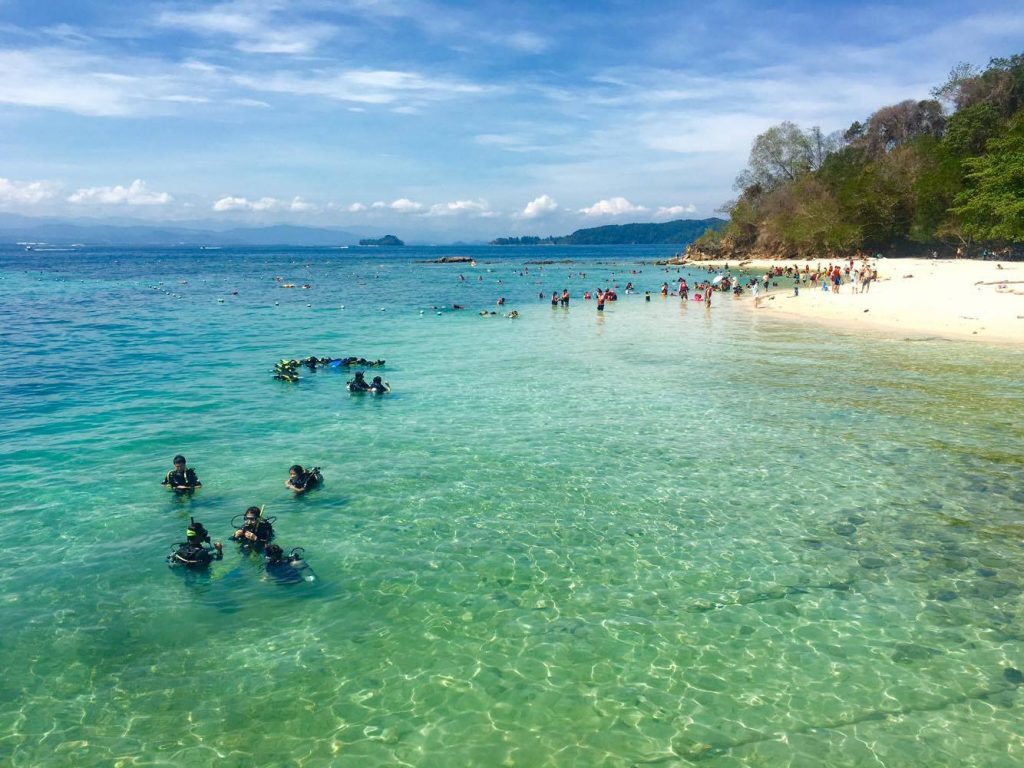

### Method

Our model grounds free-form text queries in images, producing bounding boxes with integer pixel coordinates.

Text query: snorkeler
[347,371,371,392]
[168,519,222,568]
[368,375,391,394]
[162,455,202,491]
[286,464,322,494]
[231,506,274,548]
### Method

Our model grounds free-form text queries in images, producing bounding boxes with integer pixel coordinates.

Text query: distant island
[490,218,726,246]
[359,234,404,246]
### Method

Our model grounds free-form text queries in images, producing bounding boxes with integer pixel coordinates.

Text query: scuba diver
[168,519,223,568]
[368,375,391,394]
[346,371,371,392]
[264,544,315,584]
[231,506,275,549]
[285,464,322,494]
[162,454,202,491]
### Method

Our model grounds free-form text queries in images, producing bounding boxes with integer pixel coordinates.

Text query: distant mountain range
[0,213,361,246]
[491,218,727,246]
[0,213,728,248]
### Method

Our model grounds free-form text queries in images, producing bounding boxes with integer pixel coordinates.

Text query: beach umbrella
[712,274,725,285]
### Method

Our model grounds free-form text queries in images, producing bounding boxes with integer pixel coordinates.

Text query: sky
[0,1,1021,241]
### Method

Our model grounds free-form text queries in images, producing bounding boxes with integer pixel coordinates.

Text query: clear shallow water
[1,245,1022,767]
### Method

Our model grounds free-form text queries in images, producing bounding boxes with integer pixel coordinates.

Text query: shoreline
[692,258,1024,346]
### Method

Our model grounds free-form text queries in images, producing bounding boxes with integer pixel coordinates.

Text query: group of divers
[163,455,323,583]
[272,356,391,392]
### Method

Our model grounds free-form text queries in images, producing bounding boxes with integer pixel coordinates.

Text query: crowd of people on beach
[433,250,891,323]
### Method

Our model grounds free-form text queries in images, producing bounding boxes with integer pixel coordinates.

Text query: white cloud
[213,196,277,211]
[388,198,424,213]
[0,177,60,205]
[516,194,558,219]
[158,5,336,55]
[348,202,367,212]
[235,68,484,106]
[227,97,271,108]
[473,133,542,153]
[0,49,138,116]
[579,197,647,217]
[498,31,551,54]
[0,48,227,117]
[212,195,316,212]
[288,196,316,212]
[428,199,492,217]
[161,94,211,104]
[655,204,697,218]
[68,179,172,206]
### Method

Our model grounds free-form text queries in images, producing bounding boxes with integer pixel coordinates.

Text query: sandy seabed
[699,257,1024,346]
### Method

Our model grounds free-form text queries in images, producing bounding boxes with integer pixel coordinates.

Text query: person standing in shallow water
[162,455,201,491]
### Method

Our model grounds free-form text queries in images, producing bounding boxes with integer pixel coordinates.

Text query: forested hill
[688,53,1024,260]
[491,217,726,246]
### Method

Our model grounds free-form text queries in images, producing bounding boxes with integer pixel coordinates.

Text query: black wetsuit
[288,471,320,492]
[266,557,306,584]
[163,468,200,489]
[169,543,221,568]
[235,519,274,547]
[348,378,370,392]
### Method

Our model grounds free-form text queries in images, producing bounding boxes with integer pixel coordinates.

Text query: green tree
[735,121,814,191]
[943,102,1002,157]
[909,137,962,241]
[757,178,860,256]
[952,111,1024,242]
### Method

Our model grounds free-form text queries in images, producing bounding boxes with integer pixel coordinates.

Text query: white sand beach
[698,258,1024,345]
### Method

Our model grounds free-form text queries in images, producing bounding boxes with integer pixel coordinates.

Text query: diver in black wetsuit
[162,455,202,491]
[264,544,313,584]
[285,465,322,494]
[231,506,274,549]
[368,375,391,394]
[168,519,222,568]
[347,371,371,392]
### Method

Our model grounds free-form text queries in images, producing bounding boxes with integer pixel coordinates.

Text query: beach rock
[1004,667,1024,686]
[858,556,887,569]
[970,580,1018,599]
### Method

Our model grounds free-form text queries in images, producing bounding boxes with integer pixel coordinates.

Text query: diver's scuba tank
[168,518,221,568]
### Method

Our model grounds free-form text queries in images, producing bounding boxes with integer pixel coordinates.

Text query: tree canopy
[696,53,1024,258]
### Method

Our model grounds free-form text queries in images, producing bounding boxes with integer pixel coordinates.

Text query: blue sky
[0,1,1021,240]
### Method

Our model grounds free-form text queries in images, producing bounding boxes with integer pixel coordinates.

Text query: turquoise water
[1,245,1022,767]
